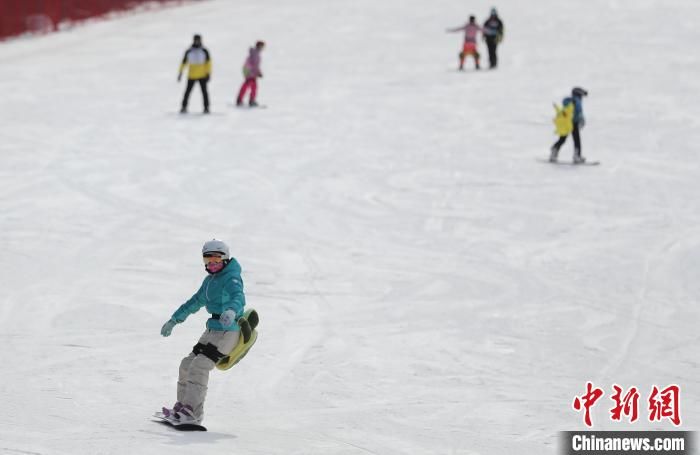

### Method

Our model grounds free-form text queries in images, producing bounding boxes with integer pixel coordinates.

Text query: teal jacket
[171,259,246,331]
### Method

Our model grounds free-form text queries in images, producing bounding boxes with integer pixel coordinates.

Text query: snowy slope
[1,0,700,454]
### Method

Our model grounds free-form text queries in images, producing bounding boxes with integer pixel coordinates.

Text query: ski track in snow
[1,0,700,453]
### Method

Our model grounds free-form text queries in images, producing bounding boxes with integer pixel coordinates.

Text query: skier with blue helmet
[550,87,589,163]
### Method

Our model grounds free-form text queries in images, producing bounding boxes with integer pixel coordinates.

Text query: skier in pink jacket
[447,16,483,70]
[236,41,265,107]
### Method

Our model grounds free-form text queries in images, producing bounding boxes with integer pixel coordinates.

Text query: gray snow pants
[177,329,240,421]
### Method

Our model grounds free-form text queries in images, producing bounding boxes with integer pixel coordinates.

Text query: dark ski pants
[237,78,257,104]
[552,124,582,157]
[485,37,499,68]
[182,78,209,111]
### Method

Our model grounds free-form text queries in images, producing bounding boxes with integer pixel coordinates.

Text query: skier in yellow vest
[178,34,212,114]
[550,87,588,163]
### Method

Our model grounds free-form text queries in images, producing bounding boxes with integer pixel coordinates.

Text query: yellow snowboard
[553,102,574,136]
[216,309,258,371]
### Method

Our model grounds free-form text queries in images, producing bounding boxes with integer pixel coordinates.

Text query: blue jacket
[562,96,584,125]
[171,258,246,331]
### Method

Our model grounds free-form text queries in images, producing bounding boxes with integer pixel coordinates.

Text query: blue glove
[161,319,177,337]
[219,310,237,328]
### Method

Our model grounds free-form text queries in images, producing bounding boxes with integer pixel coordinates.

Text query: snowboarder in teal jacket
[159,239,246,425]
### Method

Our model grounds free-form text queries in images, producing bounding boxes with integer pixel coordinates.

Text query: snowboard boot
[573,149,586,164]
[203,107,210,114]
[175,405,199,424]
[162,401,184,419]
[236,99,243,107]
[249,100,259,108]
[549,146,559,162]
[180,107,187,114]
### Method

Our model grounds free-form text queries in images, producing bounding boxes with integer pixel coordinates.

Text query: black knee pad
[192,342,226,363]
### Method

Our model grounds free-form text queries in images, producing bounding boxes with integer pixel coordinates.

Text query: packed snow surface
[1,0,699,453]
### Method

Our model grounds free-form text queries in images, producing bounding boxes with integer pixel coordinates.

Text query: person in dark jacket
[482,8,504,69]
[178,34,212,114]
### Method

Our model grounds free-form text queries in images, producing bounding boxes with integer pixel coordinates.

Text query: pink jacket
[243,47,262,78]
[451,23,482,43]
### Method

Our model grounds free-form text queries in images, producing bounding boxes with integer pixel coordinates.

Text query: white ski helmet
[202,239,230,258]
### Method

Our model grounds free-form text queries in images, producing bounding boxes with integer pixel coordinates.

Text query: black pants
[485,37,499,68]
[181,78,209,110]
[552,124,582,156]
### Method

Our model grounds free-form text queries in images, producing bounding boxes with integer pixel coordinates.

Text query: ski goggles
[203,253,226,264]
